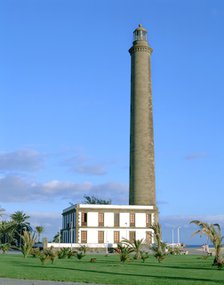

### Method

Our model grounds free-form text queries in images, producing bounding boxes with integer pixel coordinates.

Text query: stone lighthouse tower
[129,24,156,207]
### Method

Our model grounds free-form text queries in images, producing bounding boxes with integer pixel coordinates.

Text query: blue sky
[0,0,223,244]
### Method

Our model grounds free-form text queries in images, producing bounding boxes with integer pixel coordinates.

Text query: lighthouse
[60,25,158,247]
[129,24,156,207]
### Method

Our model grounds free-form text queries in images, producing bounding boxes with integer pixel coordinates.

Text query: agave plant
[121,238,144,260]
[190,220,224,266]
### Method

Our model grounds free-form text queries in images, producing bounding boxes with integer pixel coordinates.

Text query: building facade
[61,204,155,245]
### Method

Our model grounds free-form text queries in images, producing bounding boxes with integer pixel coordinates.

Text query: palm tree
[149,223,167,263]
[121,238,144,260]
[10,211,32,247]
[0,221,15,244]
[10,211,30,226]
[190,220,224,266]
[20,230,37,258]
[35,226,44,242]
[116,243,134,263]
[82,195,111,204]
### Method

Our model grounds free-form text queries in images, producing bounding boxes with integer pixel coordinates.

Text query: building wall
[77,228,153,244]
[119,213,130,227]
[61,204,155,245]
[104,212,114,227]
[87,212,98,227]
[135,213,146,227]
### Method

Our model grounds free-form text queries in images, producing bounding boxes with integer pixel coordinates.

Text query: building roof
[63,203,154,213]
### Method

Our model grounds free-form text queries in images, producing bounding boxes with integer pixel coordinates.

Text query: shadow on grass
[120,261,217,271]
[23,263,224,284]
[85,258,217,272]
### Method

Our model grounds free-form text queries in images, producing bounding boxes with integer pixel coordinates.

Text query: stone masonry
[129,25,156,207]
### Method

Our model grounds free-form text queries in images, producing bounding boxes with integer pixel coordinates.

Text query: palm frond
[191,229,203,237]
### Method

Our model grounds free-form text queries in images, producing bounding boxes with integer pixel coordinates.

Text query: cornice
[129,45,153,55]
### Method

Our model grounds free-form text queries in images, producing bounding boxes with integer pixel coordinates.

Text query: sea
[186,245,205,248]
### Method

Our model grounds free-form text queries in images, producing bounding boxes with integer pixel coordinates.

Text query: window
[114,213,119,227]
[81,212,87,226]
[114,231,120,243]
[130,213,135,227]
[129,231,136,242]
[146,231,152,243]
[81,231,87,243]
[98,231,104,243]
[146,213,151,227]
[98,212,104,227]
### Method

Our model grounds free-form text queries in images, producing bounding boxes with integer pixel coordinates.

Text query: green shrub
[39,253,48,265]
[0,243,10,254]
[67,249,77,259]
[140,251,149,263]
[168,246,181,255]
[76,251,85,260]
[57,247,70,259]
[30,248,41,258]
[79,245,88,254]
[39,247,57,265]
[115,243,134,263]
[20,231,36,258]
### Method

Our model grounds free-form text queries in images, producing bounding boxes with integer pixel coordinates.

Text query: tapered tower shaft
[129,25,156,206]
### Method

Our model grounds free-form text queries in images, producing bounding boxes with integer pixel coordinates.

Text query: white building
[61,204,155,246]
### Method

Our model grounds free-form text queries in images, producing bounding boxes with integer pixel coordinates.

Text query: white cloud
[0,175,128,204]
[0,149,44,172]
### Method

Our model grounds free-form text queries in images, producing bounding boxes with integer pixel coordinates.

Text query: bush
[79,245,88,254]
[30,248,41,258]
[39,247,57,265]
[217,259,224,270]
[20,231,36,258]
[67,249,77,259]
[0,243,10,254]
[115,243,134,263]
[57,247,70,259]
[39,252,49,265]
[150,242,167,263]
[140,251,149,263]
[168,246,181,255]
[76,251,85,260]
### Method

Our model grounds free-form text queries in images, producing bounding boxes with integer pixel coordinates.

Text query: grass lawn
[0,254,224,285]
